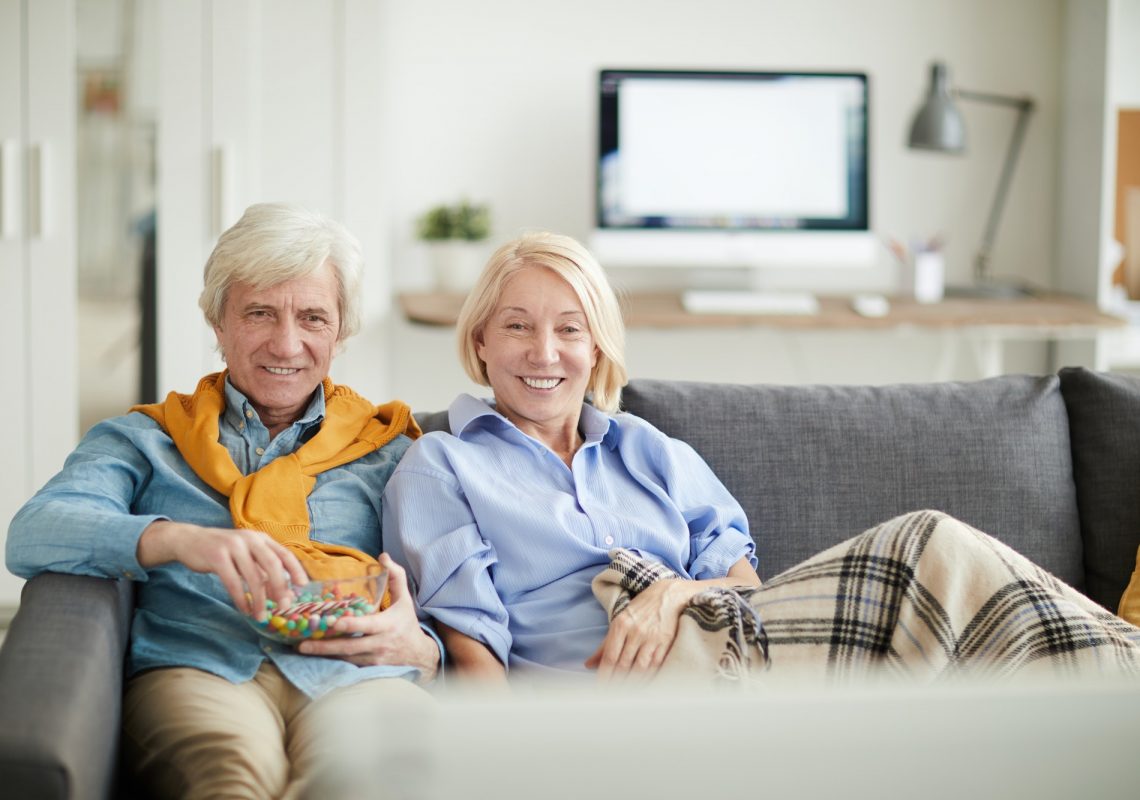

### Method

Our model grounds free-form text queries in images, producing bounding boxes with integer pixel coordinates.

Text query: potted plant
[416,199,491,292]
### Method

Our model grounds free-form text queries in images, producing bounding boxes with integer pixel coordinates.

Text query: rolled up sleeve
[7,419,162,581]
[657,437,757,579]
[382,461,513,668]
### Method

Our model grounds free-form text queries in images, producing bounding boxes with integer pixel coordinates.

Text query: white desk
[398,291,1125,381]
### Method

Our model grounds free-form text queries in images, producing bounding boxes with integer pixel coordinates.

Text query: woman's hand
[297,554,442,684]
[585,578,703,680]
[137,520,308,619]
[585,556,761,680]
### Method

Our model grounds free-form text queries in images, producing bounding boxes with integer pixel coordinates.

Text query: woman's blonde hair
[455,232,628,413]
[199,202,363,342]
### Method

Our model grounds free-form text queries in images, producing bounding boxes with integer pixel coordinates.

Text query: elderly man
[7,203,439,799]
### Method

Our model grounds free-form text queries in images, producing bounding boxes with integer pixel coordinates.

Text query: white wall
[373,0,1063,291]
[1113,0,1140,106]
[346,0,1067,408]
[137,0,1112,410]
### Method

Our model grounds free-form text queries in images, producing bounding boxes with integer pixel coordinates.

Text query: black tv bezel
[596,68,870,233]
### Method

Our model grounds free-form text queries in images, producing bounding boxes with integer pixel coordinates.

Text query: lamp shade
[907,62,966,153]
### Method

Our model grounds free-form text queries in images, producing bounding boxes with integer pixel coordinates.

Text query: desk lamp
[907,61,1035,297]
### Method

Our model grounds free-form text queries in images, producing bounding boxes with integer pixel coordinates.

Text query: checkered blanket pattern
[593,548,770,684]
[594,510,1140,685]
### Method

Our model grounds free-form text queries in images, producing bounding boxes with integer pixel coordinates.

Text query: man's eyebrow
[240,301,275,312]
[239,302,334,316]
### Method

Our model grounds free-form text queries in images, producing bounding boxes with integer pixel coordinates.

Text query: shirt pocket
[306,495,383,553]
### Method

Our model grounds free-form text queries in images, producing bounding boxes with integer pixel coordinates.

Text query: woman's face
[475,266,598,443]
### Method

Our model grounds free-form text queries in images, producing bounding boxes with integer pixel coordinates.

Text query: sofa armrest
[0,573,134,800]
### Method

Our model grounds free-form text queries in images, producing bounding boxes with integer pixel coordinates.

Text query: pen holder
[912,251,945,304]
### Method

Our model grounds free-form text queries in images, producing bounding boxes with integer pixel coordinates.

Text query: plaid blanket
[592,549,769,683]
[593,510,1140,685]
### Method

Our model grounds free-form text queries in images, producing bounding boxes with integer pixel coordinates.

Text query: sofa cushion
[621,376,1084,589]
[1058,367,1140,612]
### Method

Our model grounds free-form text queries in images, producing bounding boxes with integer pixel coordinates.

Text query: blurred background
[1,0,1138,607]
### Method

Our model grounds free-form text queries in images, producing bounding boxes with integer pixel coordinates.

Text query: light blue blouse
[382,394,755,674]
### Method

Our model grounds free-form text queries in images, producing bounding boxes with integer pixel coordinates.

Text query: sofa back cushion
[414,410,450,435]
[621,376,1085,590]
[1058,367,1140,613]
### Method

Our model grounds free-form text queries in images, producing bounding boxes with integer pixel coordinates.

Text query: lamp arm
[956,89,1034,111]
[956,92,1035,283]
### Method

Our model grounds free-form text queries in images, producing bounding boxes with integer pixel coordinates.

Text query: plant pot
[427,240,486,293]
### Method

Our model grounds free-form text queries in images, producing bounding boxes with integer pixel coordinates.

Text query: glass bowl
[245,566,388,646]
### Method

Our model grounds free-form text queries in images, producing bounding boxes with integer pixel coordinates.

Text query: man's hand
[137,520,309,619]
[297,554,441,683]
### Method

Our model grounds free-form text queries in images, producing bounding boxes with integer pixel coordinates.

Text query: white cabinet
[156,0,389,399]
[0,0,78,606]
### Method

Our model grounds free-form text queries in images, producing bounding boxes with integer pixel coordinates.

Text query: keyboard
[681,290,820,315]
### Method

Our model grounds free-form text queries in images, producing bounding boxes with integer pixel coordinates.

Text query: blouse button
[604,535,615,546]
[245,409,254,419]
[255,447,265,456]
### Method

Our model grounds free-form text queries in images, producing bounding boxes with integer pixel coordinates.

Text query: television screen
[593,69,874,270]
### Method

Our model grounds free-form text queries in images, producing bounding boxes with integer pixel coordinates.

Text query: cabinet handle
[212,143,234,237]
[0,139,16,240]
[28,141,48,239]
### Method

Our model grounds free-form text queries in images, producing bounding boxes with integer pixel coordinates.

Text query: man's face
[213,261,341,434]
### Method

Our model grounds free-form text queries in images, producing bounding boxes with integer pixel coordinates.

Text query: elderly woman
[383,232,1140,684]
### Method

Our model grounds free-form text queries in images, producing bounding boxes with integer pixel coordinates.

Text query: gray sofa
[2,366,1139,799]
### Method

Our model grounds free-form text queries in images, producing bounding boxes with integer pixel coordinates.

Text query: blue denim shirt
[383,394,755,674]
[7,378,438,698]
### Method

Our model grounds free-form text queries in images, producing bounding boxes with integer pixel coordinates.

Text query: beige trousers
[122,662,431,800]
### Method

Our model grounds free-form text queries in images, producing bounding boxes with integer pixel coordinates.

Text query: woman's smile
[521,376,563,390]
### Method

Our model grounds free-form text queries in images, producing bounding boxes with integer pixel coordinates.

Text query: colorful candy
[245,587,379,645]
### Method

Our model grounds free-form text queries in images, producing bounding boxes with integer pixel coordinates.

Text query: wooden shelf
[398,290,1126,336]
